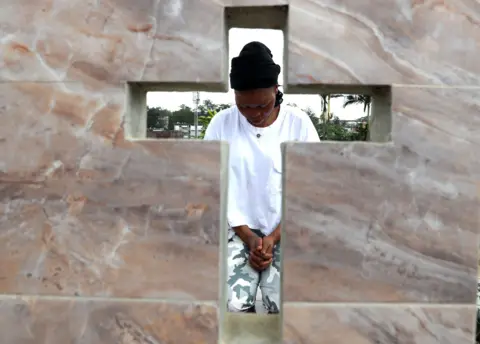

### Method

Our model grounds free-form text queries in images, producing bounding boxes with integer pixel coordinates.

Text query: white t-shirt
[204,105,320,236]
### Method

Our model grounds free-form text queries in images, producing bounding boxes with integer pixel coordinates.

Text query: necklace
[254,107,279,139]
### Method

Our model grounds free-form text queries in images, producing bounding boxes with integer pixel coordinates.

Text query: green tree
[147,107,170,129]
[303,103,368,141]
[318,114,355,141]
[342,94,371,141]
[198,110,216,139]
[194,100,231,139]
[198,99,230,116]
[167,116,175,130]
[349,116,369,141]
[302,107,320,131]
[290,104,354,141]
[343,95,371,114]
[170,105,195,126]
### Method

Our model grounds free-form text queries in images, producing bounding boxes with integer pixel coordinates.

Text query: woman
[204,41,320,314]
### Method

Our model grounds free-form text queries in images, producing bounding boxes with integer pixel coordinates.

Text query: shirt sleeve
[227,211,249,228]
[302,114,321,142]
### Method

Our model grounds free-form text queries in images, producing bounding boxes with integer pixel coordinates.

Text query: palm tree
[318,94,350,138]
[343,95,371,114]
[342,94,372,140]
[318,94,331,138]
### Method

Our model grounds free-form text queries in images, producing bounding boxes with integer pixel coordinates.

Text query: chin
[249,117,264,124]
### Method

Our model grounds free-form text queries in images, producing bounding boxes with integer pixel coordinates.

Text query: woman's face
[235,87,277,126]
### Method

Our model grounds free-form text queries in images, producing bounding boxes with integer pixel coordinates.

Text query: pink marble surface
[282,86,479,304]
[0,82,225,300]
[283,304,476,344]
[288,0,480,85]
[282,141,477,303]
[6,0,479,87]
[0,296,218,344]
[392,86,480,178]
[0,0,479,343]
[1,0,225,85]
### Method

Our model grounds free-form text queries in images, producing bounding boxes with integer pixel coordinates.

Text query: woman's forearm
[267,223,281,243]
[233,225,258,244]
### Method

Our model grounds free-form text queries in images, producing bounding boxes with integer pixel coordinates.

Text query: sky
[147,29,366,121]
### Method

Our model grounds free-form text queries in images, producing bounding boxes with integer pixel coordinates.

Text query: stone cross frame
[0,1,478,343]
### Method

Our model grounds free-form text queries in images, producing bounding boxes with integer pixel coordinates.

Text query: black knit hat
[230,42,281,91]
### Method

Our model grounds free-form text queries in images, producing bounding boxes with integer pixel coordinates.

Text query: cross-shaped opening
[124,5,393,344]
[127,7,391,145]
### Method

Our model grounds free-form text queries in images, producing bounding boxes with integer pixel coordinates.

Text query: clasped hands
[247,235,275,271]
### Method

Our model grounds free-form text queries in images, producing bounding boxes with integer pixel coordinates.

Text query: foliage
[147,107,170,129]
[319,115,354,141]
[351,116,369,141]
[341,94,371,141]
[198,99,230,116]
[146,100,231,132]
[292,104,369,142]
[343,95,372,113]
[147,94,372,141]
[198,110,216,139]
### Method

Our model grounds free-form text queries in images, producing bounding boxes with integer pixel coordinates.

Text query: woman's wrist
[267,225,281,244]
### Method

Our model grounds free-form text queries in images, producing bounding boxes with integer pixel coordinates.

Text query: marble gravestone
[0,1,478,344]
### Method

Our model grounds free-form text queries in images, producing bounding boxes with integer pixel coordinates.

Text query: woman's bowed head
[230,41,284,128]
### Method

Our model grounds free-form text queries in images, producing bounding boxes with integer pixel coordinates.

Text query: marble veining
[391,86,480,179]
[288,0,480,85]
[283,304,476,344]
[0,0,479,343]
[0,82,225,300]
[282,141,477,303]
[0,0,224,84]
[0,296,218,344]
